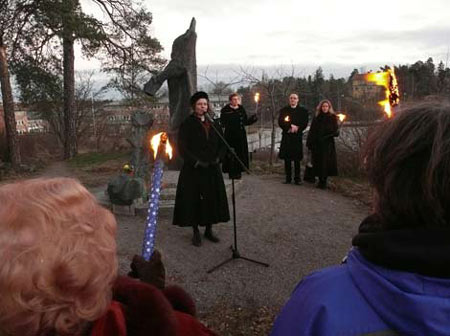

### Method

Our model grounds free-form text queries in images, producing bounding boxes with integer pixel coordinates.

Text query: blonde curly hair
[0,178,118,336]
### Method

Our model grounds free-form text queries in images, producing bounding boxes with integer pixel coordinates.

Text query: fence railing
[247,126,311,152]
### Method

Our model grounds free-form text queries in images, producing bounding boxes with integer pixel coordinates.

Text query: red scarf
[196,115,211,138]
[89,276,217,336]
[91,301,127,336]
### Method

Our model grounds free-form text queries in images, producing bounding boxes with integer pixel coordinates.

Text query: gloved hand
[194,160,209,168]
[128,249,165,290]
[210,157,220,166]
[290,124,299,133]
[227,148,236,159]
[248,114,258,124]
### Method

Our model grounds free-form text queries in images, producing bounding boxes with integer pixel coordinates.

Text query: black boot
[283,176,291,184]
[284,160,292,184]
[204,225,220,243]
[192,226,202,247]
[317,178,327,189]
[294,178,303,185]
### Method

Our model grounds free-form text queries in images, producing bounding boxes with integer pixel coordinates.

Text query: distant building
[147,94,229,119]
[27,118,49,133]
[0,104,49,135]
[208,94,230,118]
[351,74,384,100]
[148,97,170,128]
[100,94,230,135]
[15,110,28,134]
[98,102,134,136]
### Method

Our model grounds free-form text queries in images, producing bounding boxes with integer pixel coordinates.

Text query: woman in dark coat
[173,91,230,246]
[306,99,339,189]
[220,93,258,179]
[278,93,309,184]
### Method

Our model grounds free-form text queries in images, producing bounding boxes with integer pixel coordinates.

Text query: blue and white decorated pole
[142,132,172,261]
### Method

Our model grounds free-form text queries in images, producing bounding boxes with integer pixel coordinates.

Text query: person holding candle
[173,91,230,247]
[278,93,309,185]
[271,101,450,336]
[220,93,258,179]
[0,177,217,336]
[306,99,339,189]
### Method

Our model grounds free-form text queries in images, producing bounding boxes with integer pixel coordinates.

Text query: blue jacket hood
[347,249,450,335]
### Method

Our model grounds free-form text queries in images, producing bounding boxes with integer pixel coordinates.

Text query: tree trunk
[0,42,21,167]
[63,36,77,159]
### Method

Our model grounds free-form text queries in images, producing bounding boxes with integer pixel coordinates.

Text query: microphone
[205,112,215,123]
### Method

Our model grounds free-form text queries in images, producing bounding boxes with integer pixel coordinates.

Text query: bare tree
[199,66,243,103]
[240,66,297,165]
[75,71,101,141]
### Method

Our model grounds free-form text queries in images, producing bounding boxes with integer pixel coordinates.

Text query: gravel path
[35,161,371,333]
[115,174,370,315]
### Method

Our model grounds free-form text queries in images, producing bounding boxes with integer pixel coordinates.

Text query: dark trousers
[284,160,300,182]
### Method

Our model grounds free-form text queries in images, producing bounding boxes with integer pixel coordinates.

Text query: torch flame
[364,67,400,118]
[284,115,290,122]
[337,114,347,122]
[151,132,173,160]
[254,92,260,103]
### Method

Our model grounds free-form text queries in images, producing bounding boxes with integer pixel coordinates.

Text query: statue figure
[127,110,154,180]
[144,18,197,168]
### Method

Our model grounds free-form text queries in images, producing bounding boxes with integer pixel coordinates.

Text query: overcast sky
[79,0,450,79]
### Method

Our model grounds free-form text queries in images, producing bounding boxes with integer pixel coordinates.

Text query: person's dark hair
[364,100,450,229]
[228,93,239,101]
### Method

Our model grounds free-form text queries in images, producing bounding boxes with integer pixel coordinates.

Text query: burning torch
[337,113,347,126]
[142,132,173,261]
[254,92,261,129]
[365,67,400,118]
[254,92,260,114]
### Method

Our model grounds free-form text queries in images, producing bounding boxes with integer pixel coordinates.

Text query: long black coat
[173,114,230,227]
[278,105,309,160]
[306,112,339,178]
[220,104,257,175]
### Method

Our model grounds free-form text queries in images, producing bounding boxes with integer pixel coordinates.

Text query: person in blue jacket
[271,100,450,336]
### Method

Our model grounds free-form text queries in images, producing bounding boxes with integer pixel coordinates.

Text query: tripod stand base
[207,246,269,274]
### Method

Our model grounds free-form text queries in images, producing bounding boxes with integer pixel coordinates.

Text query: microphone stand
[205,113,269,274]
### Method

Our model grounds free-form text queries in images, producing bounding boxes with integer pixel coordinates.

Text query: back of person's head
[0,178,118,336]
[364,100,450,229]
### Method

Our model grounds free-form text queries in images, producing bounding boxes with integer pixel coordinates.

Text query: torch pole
[142,157,164,261]
[142,133,171,261]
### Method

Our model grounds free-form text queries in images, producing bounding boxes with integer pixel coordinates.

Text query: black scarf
[352,214,450,278]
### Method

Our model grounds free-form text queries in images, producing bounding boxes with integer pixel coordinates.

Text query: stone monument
[144,18,197,168]
[106,110,152,213]
[127,110,154,180]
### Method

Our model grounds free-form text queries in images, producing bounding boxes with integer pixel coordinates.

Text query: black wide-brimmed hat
[190,91,209,107]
